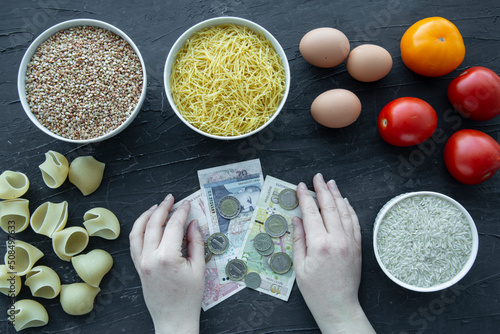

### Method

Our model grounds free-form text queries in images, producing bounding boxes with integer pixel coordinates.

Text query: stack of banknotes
[170,159,315,311]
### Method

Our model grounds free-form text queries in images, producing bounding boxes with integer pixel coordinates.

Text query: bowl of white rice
[373,191,478,292]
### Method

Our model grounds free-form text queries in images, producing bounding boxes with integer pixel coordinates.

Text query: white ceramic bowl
[164,16,290,140]
[373,191,479,292]
[17,19,147,144]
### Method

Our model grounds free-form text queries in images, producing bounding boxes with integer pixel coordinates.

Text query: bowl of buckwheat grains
[18,19,147,143]
[373,191,478,292]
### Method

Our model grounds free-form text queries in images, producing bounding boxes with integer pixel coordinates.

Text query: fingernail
[316,173,324,182]
[292,216,300,225]
[297,182,307,190]
[192,219,199,228]
[327,179,337,188]
[165,194,173,201]
[182,200,190,206]
[149,204,158,210]
[344,197,350,205]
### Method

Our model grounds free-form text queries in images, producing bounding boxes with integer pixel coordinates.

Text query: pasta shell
[25,265,61,299]
[0,170,29,200]
[60,283,100,316]
[8,299,49,331]
[83,207,120,240]
[72,249,113,287]
[52,227,89,262]
[30,201,68,237]
[68,156,105,196]
[4,240,44,276]
[0,198,30,233]
[39,150,69,189]
[0,264,22,297]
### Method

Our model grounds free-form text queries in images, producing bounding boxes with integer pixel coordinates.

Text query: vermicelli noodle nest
[170,24,286,137]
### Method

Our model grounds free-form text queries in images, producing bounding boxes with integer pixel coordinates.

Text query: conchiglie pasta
[39,150,69,189]
[25,265,61,299]
[0,170,29,200]
[8,299,49,332]
[68,156,105,196]
[60,283,100,316]
[30,201,68,237]
[0,264,22,297]
[52,227,89,261]
[83,207,120,240]
[72,249,113,287]
[0,198,30,233]
[4,240,44,276]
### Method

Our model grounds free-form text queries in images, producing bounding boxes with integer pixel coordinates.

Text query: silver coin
[278,188,298,210]
[244,272,262,289]
[207,233,229,255]
[253,233,273,252]
[257,245,274,257]
[225,259,247,281]
[204,243,212,263]
[270,252,292,274]
[264,214,288,238]
[217,195,241,220]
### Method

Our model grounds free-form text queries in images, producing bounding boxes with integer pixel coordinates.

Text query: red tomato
[447,66,500,121]
[378,97,438,147]
[444,129,500,185]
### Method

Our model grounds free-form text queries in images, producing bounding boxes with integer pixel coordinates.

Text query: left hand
[129,194,206,334]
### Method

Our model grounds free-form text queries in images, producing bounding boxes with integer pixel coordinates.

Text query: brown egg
[299,28,350,68]
[311,89,362,128]
[346,44,393,82]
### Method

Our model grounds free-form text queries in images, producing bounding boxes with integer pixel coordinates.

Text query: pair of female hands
[129,173,375,334]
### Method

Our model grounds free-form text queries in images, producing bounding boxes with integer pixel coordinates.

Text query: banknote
[239,175,316,301]
[169,191,244,311]
[198,159,264,284]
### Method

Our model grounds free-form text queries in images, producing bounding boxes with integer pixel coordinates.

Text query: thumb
[186,219,206,269]
[292,216,306,266]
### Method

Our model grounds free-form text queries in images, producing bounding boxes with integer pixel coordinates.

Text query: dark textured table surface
[1,1,499,333]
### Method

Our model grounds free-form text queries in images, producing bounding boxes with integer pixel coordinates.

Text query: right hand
[292,173,375,334]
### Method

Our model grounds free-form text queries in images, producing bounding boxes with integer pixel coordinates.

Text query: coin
[253,233,273,252]
[264,214,288,238]
[278,188,298,210]
[244,272,262,289]
[204,243,212,263]
[257,245,274,257]
[207,233,229,255]
[217,195,241,220]
[225,259,247,281]
[269,252,292,274]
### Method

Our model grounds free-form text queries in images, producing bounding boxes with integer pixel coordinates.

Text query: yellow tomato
[400,17,465,77]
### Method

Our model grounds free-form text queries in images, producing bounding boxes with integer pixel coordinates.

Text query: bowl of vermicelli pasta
[164,17,290,140]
